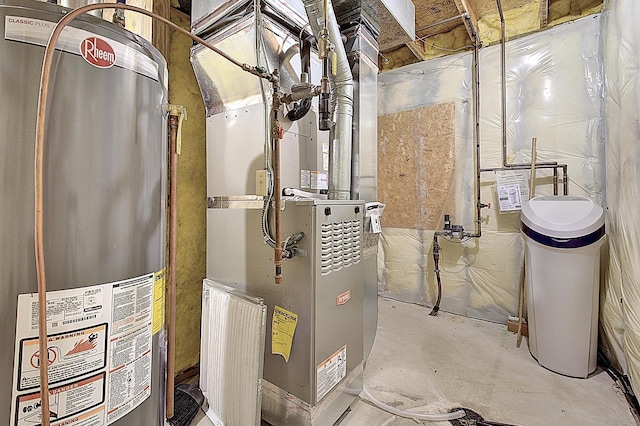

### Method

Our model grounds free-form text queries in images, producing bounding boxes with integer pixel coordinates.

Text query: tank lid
[521,196,604,238]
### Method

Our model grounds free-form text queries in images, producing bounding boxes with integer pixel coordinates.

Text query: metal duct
[303,0,354,200]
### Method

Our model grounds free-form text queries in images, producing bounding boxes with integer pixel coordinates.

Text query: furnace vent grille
[320,220,361,275]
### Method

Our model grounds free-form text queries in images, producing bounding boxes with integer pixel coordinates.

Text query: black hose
[429,235,442,316]
[598,349,640,420]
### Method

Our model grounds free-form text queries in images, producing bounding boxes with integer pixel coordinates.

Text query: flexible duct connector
[303,0,354,200]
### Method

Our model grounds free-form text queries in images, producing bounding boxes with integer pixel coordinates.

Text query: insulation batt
[377,15,603,324]
[602,0,640,389]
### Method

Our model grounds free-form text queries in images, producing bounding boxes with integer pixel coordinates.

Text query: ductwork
[303,0,354,200]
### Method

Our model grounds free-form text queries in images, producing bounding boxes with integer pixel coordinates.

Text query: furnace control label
[10,273,156,426]
[316,345,347,403]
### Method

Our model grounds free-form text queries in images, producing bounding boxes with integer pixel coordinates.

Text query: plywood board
[378,103,456,229]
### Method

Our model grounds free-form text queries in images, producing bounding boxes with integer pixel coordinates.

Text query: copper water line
[167,113,179,418]
[34,4,270,424]
[271,74,283,284]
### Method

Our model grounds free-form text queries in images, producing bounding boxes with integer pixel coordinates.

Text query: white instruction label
[11,273,155,426]
[316,345,347,403]
[498,184,523,211]
[496,171,529,211]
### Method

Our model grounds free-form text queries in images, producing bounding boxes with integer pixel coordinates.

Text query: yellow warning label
[272,305,298,362]
[152,268,166,335]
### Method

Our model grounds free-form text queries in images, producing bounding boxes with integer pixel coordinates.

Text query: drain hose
[361,386,465,422]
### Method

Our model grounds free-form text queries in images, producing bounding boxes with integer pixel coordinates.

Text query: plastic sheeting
[377,16,604,324]
[602,0,640,385]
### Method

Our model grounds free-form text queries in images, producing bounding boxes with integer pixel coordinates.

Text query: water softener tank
[521,196,605,378]
[0,0,168,424]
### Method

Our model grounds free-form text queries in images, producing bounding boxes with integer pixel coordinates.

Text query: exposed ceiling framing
[378,0,602,70]
[172,0,603,71]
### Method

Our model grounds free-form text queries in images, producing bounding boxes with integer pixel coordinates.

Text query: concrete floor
[189,297,635,425]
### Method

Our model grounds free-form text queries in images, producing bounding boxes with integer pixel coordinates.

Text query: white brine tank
[521,196,605,378]
[0,0,168,424]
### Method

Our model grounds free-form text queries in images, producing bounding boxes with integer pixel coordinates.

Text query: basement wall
[601,0,640,392]
[377,15,603,324]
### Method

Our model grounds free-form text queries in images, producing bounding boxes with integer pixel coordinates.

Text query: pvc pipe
[361,387,466,422]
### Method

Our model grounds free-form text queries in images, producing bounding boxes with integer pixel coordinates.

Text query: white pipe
[361,387,466,422]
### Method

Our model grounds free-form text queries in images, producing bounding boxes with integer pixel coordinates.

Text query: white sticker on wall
[498,184,523,211]
[496,171,529,211]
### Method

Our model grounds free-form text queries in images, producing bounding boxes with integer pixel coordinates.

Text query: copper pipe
[472,36,482,238]
[496,0,508,167]
[34,4,268,424]
[273,131,283,284]
[167,113,179,418]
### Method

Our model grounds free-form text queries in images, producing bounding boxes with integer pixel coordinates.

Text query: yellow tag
[332,51,337,76]
[166,105,187,155]
[272,305,298,362]
[152,268,166,335]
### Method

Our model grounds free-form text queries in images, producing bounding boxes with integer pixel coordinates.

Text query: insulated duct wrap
[602,0,640,385]
[377,16,603,323]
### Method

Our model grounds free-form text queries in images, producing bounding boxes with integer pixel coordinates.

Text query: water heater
[0,1,168,424]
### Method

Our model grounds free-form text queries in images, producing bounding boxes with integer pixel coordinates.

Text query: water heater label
[5,16,160,81]
[10,273,155,426]
[80,37,116,68]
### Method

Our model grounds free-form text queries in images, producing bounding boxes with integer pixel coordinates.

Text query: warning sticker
[10,273,155,426]
[316,345,347,403]
[14,373,106,426]
[17,324,108,391]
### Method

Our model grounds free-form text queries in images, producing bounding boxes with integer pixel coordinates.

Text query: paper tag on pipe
[167,104,187,155]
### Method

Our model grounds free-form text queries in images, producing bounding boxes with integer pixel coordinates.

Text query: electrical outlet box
[256,170,269,196]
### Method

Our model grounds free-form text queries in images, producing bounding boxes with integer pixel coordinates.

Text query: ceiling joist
[539,0,549,28]
[453,0,480,42]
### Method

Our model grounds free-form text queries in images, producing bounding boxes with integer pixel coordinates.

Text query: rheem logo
[80,37,116,68]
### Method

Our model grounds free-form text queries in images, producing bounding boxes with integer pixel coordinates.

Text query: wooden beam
[539,0,549,28]
[406,39,427,61]
[152,0,171,60]
[453,0,480,42]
